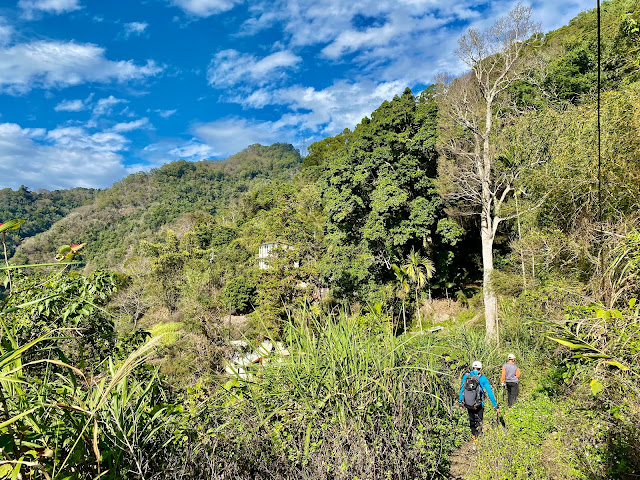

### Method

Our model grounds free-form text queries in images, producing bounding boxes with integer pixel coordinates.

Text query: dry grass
[421,299,473,325]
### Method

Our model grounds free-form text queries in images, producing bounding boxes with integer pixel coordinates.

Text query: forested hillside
[1,1,640,479]
[0,186,96,257]
[10,143,301,269]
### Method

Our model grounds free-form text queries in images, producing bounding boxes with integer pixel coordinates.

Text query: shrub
[220,276,256,314]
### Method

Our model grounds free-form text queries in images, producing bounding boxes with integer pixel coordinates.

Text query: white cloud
[231,79,405,135]
[46,126,128,152]
[111,118,151,132]
[168,0,241,17]
[198,79,421,157]
[0,18,13,47]
[139,139,217,166]
[193,118,287,156]
[241,0,594,84]
[245,0,395,47]
[155,109,177,118]
[237,11,279,37]
[54,98,85,112]
[0,40,162,94]
[92,96,128,116]
[123,22,148,38]
[533,0,597,32]
[19,0,82,19]
[2,0,598,191]
[321,23,397,59]
[212,0,594,161]
[0,122,130,190]
[207,49,301,88]
[169,140,217,159]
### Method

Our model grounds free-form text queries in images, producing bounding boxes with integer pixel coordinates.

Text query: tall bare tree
[437,4,540,342]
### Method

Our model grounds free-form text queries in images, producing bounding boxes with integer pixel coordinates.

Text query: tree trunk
[415,286,423,333]
[481,94,498,343]
[515,194,527,294]
[481,226,498,343]
[402,302,407,333]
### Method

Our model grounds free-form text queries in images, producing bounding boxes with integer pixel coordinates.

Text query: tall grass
[165,307,465,479]
[0,327,171,480]
[264,308,450,426]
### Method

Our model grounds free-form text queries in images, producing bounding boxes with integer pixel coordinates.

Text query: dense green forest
[1,0,640,478]
[0,186,96,258]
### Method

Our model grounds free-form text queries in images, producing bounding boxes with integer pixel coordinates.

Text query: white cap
[472,360,482,369]
[507,353,516,360]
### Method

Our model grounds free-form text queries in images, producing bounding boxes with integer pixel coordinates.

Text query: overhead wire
[597,0,604,278]
[597,0,602,228]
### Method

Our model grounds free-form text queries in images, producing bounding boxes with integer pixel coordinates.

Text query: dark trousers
[466,405,484,437]
[506,382,519,407]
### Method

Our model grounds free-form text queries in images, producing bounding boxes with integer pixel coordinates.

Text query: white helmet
[472,360,482,370]
[507,353,516,360]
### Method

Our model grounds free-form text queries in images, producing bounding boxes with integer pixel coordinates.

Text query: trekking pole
[495,405,505,428]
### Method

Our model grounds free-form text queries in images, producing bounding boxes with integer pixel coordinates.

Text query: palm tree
[391,263,410,333]
[403,248,435,333]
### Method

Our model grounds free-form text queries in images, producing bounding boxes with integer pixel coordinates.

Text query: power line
[597,0,602,228]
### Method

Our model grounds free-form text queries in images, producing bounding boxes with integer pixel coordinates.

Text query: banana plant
[538,299,639,397]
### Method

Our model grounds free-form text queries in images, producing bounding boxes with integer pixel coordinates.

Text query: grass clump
[165,308,465,479]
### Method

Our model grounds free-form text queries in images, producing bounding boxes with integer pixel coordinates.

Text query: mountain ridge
[11,143,302,269]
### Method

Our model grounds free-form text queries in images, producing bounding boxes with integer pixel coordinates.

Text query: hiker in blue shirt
[459,360,498,439]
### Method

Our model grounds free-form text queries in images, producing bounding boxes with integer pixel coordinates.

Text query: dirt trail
[448,438,478,479]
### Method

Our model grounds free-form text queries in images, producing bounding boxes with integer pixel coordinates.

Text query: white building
[257,242,299,269]
[257,242,279,269]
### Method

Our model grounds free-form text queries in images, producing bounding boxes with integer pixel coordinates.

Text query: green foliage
[4,269,121,371]
[1,4,640,477]
[303,128,350,168]
[319,87,461,302]
[194,220,237,249]
[0,330,172,480]
[544,35,597,103]
[542,300,640,397]
[527,0,640,104]
[0,224,173,480]
[440,327,503,383]
[527,296,640,479]
[471,394,577,480]
[220,276,256,314]
[140,230,192,312]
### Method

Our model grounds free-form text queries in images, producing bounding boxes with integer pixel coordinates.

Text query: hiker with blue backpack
[459,360,498,439]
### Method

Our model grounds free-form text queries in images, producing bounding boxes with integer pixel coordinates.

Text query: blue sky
[0,0,594,190]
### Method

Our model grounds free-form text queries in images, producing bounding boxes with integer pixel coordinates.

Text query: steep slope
[12,143,301,269]
[514,0,640,107]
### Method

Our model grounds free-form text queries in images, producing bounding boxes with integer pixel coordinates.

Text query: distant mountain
[11,143,302,269]
[0,186,97,258]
